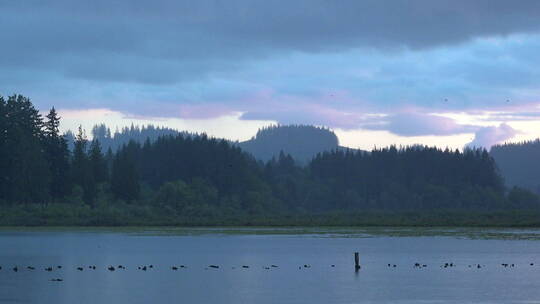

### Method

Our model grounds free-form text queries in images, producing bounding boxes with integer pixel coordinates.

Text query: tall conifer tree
[44,107,71,201]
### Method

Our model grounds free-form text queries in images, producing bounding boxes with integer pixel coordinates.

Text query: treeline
[308,147,534,210]
[1,95,540,226]
[64,123,188,152]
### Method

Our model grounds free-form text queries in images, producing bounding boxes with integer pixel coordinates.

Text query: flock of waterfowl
[0,261,535,281]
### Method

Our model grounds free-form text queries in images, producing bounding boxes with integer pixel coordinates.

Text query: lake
[1,227,540,304]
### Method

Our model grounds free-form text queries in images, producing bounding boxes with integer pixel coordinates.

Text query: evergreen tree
[0,97,7,205]
[89,139,108,184]
[105,147,114,176]
[111,141,140,202]
[44,107,71,201]
[1,95,50,204]
[71,125,95,204]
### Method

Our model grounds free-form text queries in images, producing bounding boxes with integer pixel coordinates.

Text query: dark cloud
[2,0,540,84]
[2,0,540,148]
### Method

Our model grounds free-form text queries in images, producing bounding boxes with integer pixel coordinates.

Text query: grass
[2,225,540,240]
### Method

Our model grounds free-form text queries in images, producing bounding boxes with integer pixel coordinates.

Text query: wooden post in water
[354,252,361,271]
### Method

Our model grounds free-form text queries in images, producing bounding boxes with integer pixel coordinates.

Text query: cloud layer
[361,113,478,136]
[2,1,540,148]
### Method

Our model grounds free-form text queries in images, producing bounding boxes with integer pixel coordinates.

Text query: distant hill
[490,140,540,193]
[238,125,351,164]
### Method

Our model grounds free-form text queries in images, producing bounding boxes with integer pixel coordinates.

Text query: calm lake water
[1,227,540,304]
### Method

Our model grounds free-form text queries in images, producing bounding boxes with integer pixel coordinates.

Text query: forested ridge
[1,95,540,227]
[490,140,540,194]
[238,125,342,164]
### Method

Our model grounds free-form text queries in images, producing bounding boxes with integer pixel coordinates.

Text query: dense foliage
[1,95,540,226]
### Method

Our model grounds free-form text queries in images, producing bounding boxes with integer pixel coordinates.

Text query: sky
[2,0,540,150]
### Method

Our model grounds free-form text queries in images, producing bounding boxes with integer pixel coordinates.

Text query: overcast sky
[2,0,540,149]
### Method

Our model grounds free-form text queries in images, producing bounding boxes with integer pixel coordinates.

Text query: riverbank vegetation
[1,95,540,227]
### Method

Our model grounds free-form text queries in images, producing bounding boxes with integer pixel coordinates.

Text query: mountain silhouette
[238,125,351,164]
[490,139,540,194]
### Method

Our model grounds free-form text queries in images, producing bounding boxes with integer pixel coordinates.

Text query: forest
[1,94,540,227]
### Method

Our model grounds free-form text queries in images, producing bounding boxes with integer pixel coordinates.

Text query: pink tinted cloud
[178,104,237,119]
[240,105,365,129]
[467,123,520,149]
[361,112,478,136]
[238,89,372,129]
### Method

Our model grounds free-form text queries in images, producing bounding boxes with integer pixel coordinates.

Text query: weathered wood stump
[354,252,361,271]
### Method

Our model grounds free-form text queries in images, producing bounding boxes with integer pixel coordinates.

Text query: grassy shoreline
[2,225,540,241]
[1,203,540,228]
